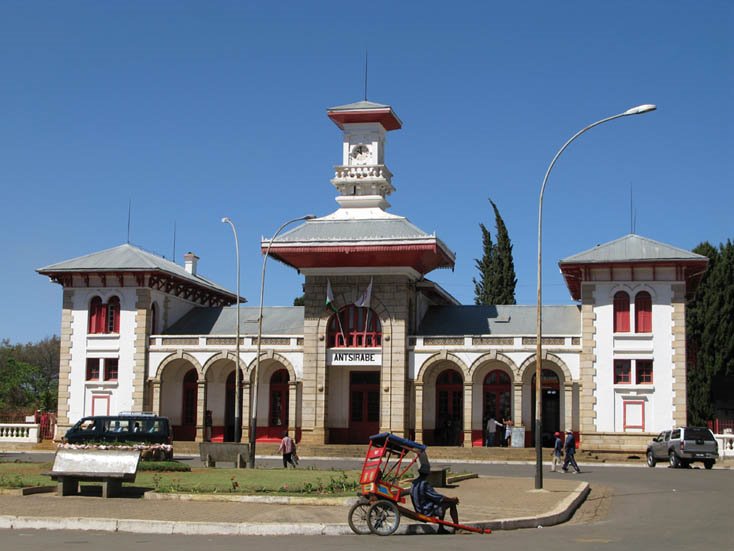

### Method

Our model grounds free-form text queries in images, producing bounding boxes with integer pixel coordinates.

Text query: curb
[0,481,590,536]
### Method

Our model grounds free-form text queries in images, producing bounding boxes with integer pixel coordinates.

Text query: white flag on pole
[354,277,373,308]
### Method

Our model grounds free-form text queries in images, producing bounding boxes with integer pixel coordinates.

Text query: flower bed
[57,442,173,461]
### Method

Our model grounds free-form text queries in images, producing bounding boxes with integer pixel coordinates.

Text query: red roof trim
[559,259,709,301]
[327,109,402,131]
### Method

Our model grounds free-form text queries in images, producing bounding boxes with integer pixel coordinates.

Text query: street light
[534,104,656,489]
[248,213,316,468]
[221,217,243,443]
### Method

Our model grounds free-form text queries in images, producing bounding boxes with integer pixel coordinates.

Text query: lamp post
[248,214,316,469]
[221,217,243,443]
[535,104,656,489]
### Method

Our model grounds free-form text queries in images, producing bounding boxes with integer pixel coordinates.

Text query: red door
[177,368,197,441]
[263,369,289,441]
[481,370,511,446]
[435,369,463,445]
[348,371,380,444]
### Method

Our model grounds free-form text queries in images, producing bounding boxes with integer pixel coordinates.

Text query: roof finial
[363,49,368,101]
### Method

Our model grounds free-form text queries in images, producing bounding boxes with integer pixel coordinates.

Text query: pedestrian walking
[551,431,563,472]
[485,416,502,447]
[277,431,297,468]
[502,418,513,447]
[561,429,581,473]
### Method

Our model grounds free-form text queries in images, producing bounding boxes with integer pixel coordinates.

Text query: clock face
[350,144,371,164]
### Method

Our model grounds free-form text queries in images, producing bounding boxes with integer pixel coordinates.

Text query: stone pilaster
[196,380,206,442]
[463,382,473,445]
[579,284,597,434]
[300,276,326,443]
[671,283,687,427]
[563,382,573,433]
[133,289,151,412]
[55,289,75,436]
[288,381,298,435]
[242,381,251,437]
[414,382,424,442]
[151,381,161,414]
[513,383,523,427]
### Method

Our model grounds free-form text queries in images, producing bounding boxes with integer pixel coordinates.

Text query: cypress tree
[489,199,517,305]
[686,240,734,425]
[473,222,494,305]
[473,199,517,305]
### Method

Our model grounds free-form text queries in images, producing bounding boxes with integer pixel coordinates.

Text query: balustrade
[0,423,41,443]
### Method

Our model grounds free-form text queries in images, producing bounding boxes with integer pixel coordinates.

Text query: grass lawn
[0,461,363,496]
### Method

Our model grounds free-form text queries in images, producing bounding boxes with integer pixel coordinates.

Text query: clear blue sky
[1,1,731,343]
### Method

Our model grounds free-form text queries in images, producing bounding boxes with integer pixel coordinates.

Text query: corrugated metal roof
[560,234,707,264]
[417,305,580,336]
[274,218,433,243]
[37,243,235,298]
[328,100,391,111]
[164,306,304,336]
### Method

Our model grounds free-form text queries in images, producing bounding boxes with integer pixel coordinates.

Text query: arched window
[327,305,381,347]
[635,292,652,333]
[613,291,630,333]
[88,296,104,334]
[106,296,120,333]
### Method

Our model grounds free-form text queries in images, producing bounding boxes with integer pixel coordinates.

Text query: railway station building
[38,99,708,451]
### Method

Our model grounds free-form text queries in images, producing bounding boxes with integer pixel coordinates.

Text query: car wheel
[704,460,715,470]
[646,451,656,467]
[669,451,680,468]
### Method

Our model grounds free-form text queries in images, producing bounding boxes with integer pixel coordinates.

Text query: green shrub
[138,461,191,472]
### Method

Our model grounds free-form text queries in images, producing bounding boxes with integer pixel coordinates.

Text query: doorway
[435,368,463,445]
[348,371,380,443]
[531,369,561,447]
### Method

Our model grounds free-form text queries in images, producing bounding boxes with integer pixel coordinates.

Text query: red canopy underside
[327,109,402,131]
[267,244,454,274]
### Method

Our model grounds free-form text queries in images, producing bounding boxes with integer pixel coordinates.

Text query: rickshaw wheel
[367,500,401,536]
[347,500,372,535]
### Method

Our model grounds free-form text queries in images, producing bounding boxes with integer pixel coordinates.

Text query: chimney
[183,252,199,276]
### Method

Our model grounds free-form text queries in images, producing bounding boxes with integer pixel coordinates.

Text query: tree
[686,240,734,425]
[0,337,59,415]
[473,199,517,305]
[293,295,305,306]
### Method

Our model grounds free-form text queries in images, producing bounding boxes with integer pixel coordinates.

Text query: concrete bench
[46,448,141,498]
[426,466,450,487]
[199,442,249,468]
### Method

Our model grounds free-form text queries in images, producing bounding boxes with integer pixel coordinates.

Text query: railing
[0,423,41,443]
[714,432,734,458]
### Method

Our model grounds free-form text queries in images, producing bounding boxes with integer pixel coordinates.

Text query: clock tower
[327,100,402,206]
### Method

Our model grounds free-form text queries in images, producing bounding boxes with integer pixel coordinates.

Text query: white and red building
[38,99,708,450]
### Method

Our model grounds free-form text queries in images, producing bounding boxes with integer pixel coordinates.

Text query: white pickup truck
[646,427,719,469]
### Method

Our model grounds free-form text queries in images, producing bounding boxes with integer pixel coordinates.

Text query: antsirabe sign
[327,349,382,366]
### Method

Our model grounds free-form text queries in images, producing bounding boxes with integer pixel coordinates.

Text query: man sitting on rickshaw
[410,463,460,534]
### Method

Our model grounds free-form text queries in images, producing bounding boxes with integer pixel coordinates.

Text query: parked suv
[646,427,718,469]
[64,413,172,458]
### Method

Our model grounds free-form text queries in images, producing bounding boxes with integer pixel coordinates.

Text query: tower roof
[264,215,455,275]
[37,243,239,305]
[327,100,402,130]
[558,234,708,300]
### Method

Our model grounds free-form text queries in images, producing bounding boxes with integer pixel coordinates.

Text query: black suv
[646,427,718,469]
[64,414,172,449]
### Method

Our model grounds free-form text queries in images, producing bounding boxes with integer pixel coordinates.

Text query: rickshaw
[347,432,492,536]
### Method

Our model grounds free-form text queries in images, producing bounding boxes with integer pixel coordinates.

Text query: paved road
[1,458,731,550]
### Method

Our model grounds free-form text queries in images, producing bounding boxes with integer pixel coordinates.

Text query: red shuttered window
[635,292,652,333]
[613,292,630,333]
[88,296,120,335]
